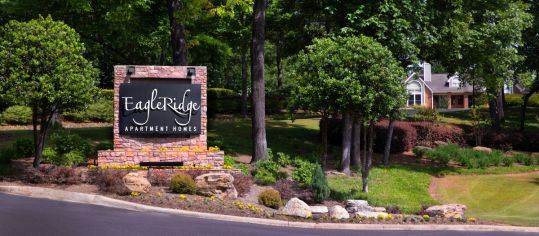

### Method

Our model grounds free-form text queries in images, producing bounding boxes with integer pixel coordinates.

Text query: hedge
[207,87,287,116]
[505,94,539,107]
[1,105,32,125]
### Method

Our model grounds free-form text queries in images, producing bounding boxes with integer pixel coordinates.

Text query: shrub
[292,160,317,186]
[91,169,129,195]
[258,189,282,209]
[63,99,113,122]
[49,131,93,158]
[1,106,32,125]
[412,146,430,157]
[273,179,296,200]
[39,165,81,184]
[374,120,418,153]
[42,147,58,164]
[274,152,292,166]
[232,173,253,197]
[505,94,539,107]
[224,154,235,166]
[207,88,242,116]
[311,165,330,203]
[0,148,16,163]
[147,171,170,186]
[183,169,210,179]
[254,159,280,185]
[412,106,441,122]
[234,163,250,176]
[170,173,196,194]
[13,138,34,158]
[513,153,534,166]
[502,157,514,167]
[95,140,113,151]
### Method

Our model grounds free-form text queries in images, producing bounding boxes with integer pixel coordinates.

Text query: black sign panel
[119,83,201,135]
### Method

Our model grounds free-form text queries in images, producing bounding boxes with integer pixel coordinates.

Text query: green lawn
[328,165,438,214]
[434,173,539,226]
[439,107,539,130]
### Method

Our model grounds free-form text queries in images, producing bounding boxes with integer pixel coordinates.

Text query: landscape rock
[434,141,448,146]
[425,204,467,217]
[353,211,388,219]
[195,173,237,199]
[310,205,328,214]
[325,171,347,176]
[373,207,387,212]
[345,200,374,213]
[122,172,151,193]
[329,205,350,219]
[472,146,492,153]
[280,198,312,218]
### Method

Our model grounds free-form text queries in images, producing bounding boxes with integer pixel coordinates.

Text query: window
[406,81,422,106]
[448,76,460,87]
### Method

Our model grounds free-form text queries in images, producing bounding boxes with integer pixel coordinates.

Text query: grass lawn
[433,173,539,226]
[328,165,438,214]
[439,107,539,130]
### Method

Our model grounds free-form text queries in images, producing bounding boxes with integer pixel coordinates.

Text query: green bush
[207,88,242,116]
[311,165,330,203]
[412,146,430,157]
[44,148,84,167]
[95,140,113,151]
[0,148,16,163]
[412,106,440,122]
[49,131,93,158]
[234,163,250,176]
[505,94,539,107]
[513,153,534,166]
[292,159,318,186]
[258,189,282,209]
[1,106,32,124]
[13,138,34,158]
[274,152,292,167]
[63,100,113,122]
[170,173,196,194]
[97,89,114,101]
[502,157,514,167]
[255,159,280,185]
[42,147,58,164]
[224,154,235,166]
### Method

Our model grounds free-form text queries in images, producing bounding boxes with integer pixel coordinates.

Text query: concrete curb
[1,185,538,233]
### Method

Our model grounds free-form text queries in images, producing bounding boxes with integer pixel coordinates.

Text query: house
[405,63,526,109]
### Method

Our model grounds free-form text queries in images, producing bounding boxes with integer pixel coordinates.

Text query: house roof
[423,73,475,94]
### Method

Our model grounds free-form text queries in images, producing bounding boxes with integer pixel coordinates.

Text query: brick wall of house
[97,66,224,166]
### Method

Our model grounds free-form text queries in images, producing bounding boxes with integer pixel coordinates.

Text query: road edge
[1,185,538,233]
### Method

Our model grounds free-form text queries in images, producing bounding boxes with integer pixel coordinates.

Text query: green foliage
[224,154,235,166]
[505,94,539,107]
[258,189,282,209]
[208,88,240,98]
[170,173,196,194]
[412,146,430,157]
[292,159,318,186]
[63,100,113,123]
[0,148,16,163]
[502,157,514,167]
[49,131,93,158]
[207,88,241,116]
[234,163,250,176]
[412,106,440,122]
[311,165,330,203]
[424,144,518,169]
[513,153,534,166]
[42,147,58,164]
[274,152,291,167]
[1,106,32,124]
[44,148,84,167]
[13,138,34,158]
[254,159,280,185]
[95,140,113,151]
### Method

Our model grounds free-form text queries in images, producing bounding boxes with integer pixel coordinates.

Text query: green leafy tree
[290,36,406,192]
[0,16,98,167]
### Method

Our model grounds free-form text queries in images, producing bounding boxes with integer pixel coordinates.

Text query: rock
[345,200,374,213]
[425,204,467,217]
[280,198,312,218]
[472,146,492,153]
[122,172,151,193]
[195,173,237,199]
[329,205,350,219]
[310,206,328,214]
[434,141,448,146]
[353,212,388,219]
[373,207,387,212]
[325,171,347,177]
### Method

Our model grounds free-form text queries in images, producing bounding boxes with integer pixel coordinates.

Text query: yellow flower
[468,217,476,222]
[130,192,141,197]
[179,194,186,200]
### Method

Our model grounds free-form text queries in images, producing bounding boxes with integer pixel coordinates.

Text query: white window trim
[406,81,423,106]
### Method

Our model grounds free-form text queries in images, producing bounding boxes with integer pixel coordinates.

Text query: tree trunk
[250,0,267,162]
[489,98,501,130]
[362,120,374,193]
[383,119,395,166]
[31,104,39,168]
[241,45,248,118]
[498,88,505,123]
[341,112,352,175]
[351,117,361,168]
[320,116,329,167]
[520,85,539,130]
[167,0,188,66]
[276,48,283,89]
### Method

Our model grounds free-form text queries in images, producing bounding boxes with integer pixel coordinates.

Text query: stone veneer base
[97,150,224,167]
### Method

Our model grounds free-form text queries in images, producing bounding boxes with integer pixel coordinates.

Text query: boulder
[345,200,374,213]
[122,172,151,193]
[310,206,329,214]
[353,212,389,219]
[434,141,448,146]
[425,204,467,217]
[472,146,492,153]
[280,198,312,218]
[329,205,350,219]
[195,173,237,199]
[373,207,387,212]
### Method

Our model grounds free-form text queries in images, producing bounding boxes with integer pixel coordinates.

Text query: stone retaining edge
[0,185,538,233]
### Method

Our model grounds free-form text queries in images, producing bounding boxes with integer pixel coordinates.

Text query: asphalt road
[0,193,537,236]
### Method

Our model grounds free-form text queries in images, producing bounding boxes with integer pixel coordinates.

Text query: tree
[290,36,406,189]
[425,0,532,129]
[0,16,98,168]
[519,0,539,130]
[250,0,267,162]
